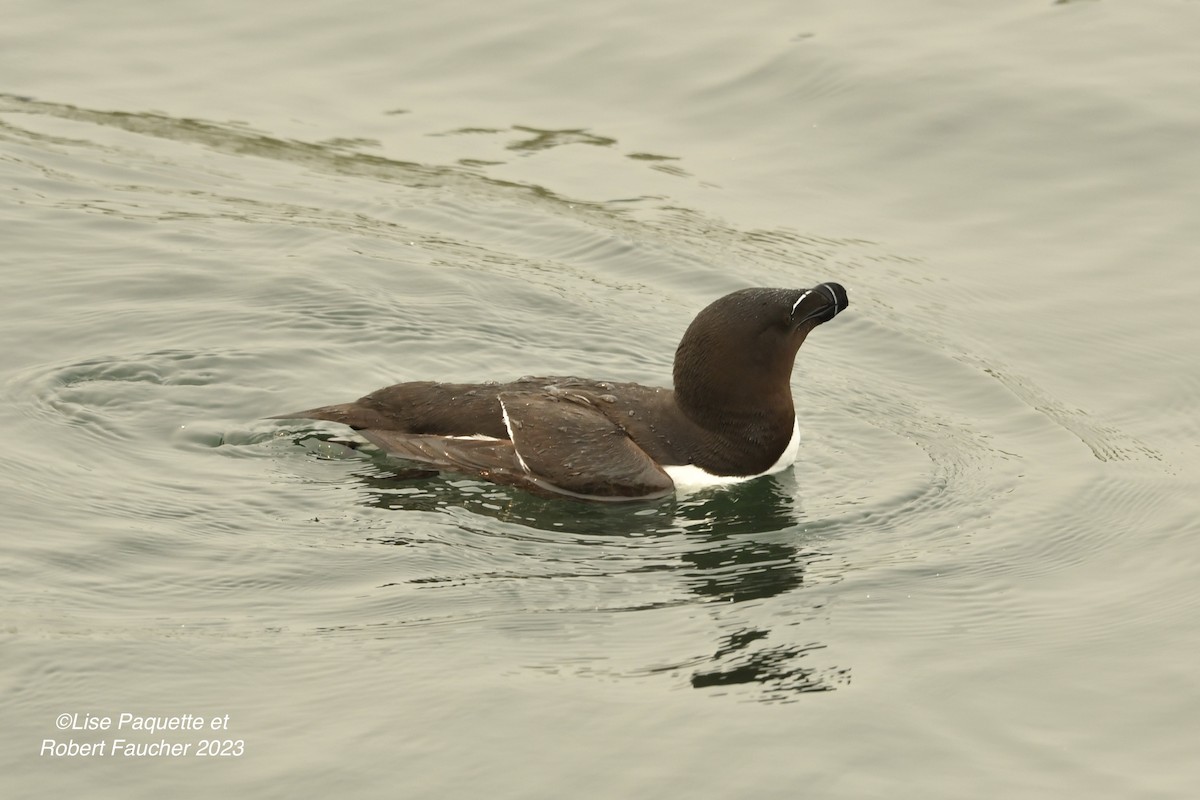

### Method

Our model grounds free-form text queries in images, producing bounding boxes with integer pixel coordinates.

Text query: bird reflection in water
[293,432,851,698]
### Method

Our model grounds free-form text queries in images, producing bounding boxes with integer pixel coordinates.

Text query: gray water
[4,1,1199,797]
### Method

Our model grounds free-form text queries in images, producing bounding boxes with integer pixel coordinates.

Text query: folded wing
[357,390,673,502]
[498,391,673,501]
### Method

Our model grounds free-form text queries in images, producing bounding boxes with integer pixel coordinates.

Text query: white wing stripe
[498,398,531,474]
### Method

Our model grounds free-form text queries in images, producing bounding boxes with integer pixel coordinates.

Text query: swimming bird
[274,282,848,502]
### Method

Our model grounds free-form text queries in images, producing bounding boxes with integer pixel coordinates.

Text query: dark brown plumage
[274,283,848,501]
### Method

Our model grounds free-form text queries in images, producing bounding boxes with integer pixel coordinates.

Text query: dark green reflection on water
[350,457,800,537]
[688,634,839,696]
[346,458,848,698]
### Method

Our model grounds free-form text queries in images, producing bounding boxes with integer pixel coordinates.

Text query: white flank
[663,419,801,490]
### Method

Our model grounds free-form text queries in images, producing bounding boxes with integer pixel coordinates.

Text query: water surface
[3,1,1199,798]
